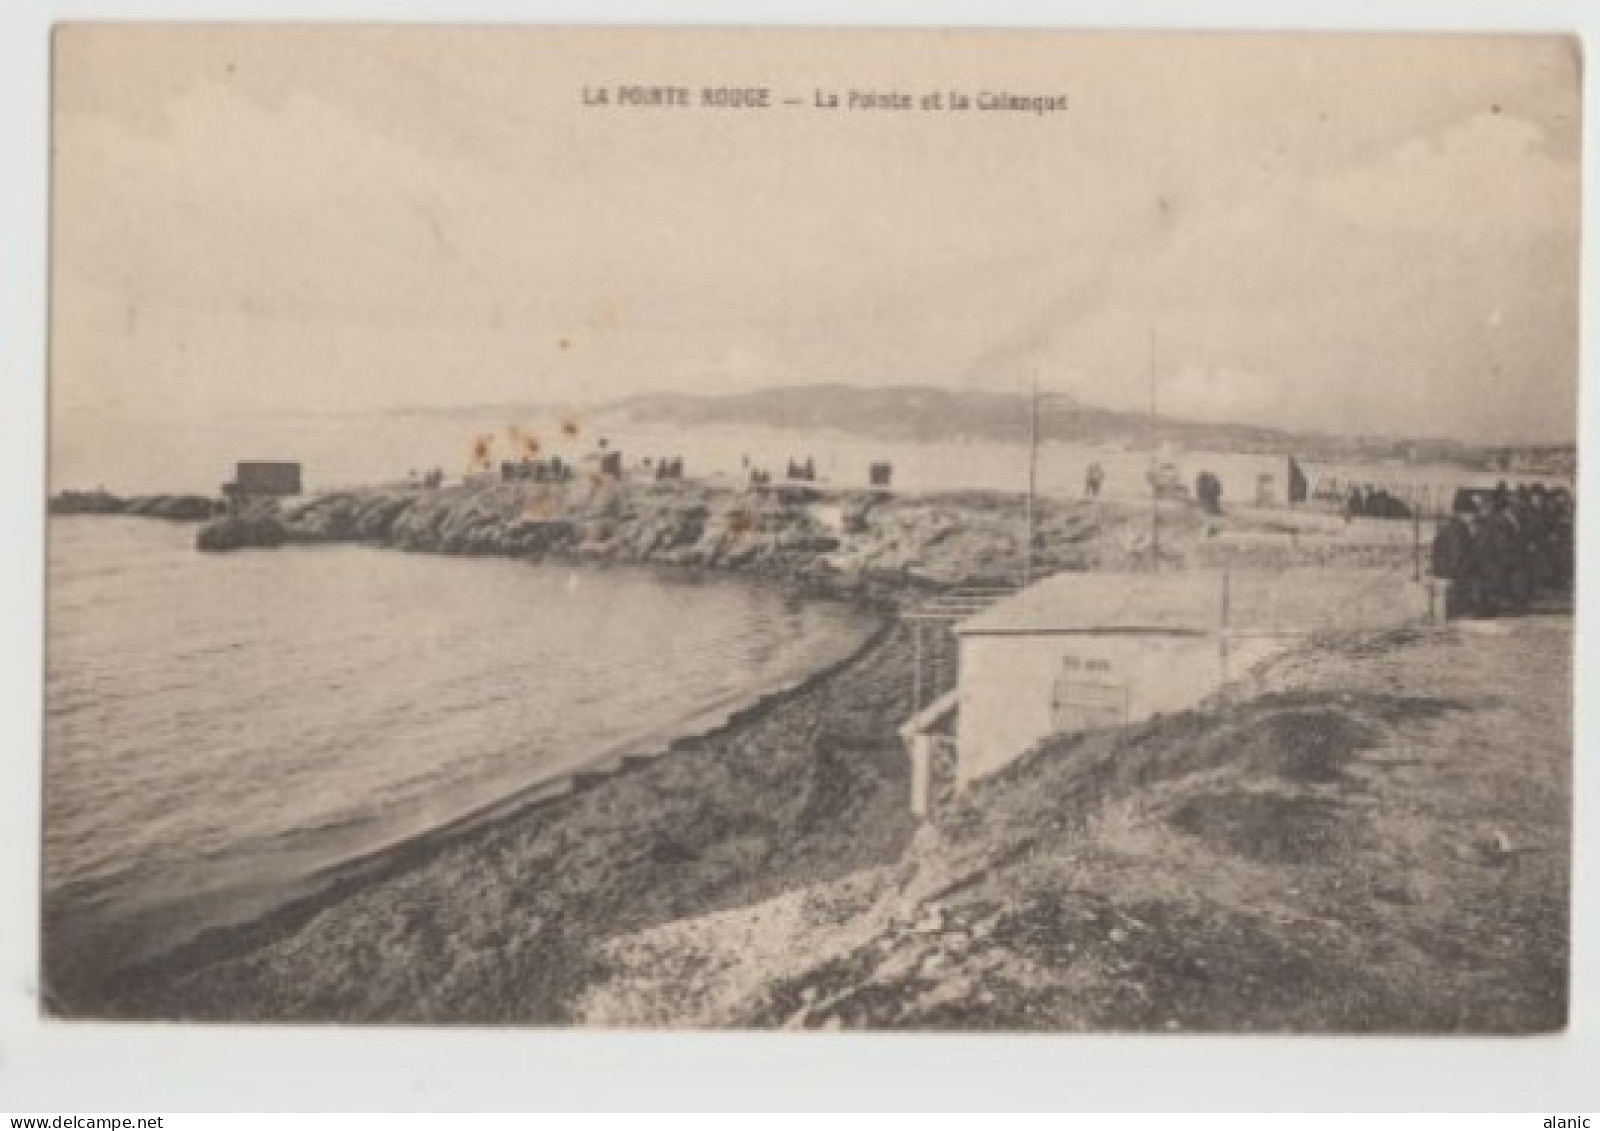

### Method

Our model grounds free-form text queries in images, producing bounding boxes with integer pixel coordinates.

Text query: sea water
[43,516,877,991]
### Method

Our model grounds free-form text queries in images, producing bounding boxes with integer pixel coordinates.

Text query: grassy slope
[583,616,1570,1033]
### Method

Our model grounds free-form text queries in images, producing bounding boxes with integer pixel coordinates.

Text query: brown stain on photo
[523,490,560,519]
[470,433,496,472]
[504,424,544,458]
[586,298,625,336]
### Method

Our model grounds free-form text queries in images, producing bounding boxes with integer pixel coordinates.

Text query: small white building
[945,567,1442,789]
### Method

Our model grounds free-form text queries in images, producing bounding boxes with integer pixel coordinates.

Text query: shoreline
[45,475,1433,1021]
[52,473,1426,598]
[67,613,927,1022]
[65,610,1574,1031]
[42,526,893,1011]
[59,613,894,1010]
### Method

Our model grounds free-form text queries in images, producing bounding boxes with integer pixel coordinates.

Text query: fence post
[911,620,923,714]
[911,734,933,818]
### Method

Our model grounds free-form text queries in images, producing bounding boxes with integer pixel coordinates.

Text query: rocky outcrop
[187,477,1113,592]
[69,474,1415,588]
[196,514,289,552]
[50,490,220,521]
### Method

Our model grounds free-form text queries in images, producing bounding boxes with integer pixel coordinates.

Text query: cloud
[49,28,1582,443]
[1309,111,1578,239]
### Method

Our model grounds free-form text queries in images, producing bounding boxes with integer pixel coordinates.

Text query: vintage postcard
[44,25,1578,1032]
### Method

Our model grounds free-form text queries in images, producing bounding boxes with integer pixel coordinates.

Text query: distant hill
[596,384,1573,472]
[601,385,1058,443]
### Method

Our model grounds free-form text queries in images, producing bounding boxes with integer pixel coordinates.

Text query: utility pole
[1024,370,1040,587]
[1148,328,1160,573]
[1219,568,1232,705]
[1413,495,1423,582]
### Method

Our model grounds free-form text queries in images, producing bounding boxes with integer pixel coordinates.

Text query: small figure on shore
[1288,456,1309,505]
[785,457,817,483]
[1084,461,1104,499]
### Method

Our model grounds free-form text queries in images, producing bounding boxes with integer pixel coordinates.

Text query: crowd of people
[499,455,575,483]
[1345,485,1413,520]
[1430,482,1575,615]
[650,456,686,481]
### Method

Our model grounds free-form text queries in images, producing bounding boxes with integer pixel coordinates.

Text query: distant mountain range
[595,384,1574,472]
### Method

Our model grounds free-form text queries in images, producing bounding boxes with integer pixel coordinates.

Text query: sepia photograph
[42,25,1579,1034]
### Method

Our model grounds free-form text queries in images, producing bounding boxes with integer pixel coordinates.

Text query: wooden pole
[912,619,923,714]
[1413,498,1423,582]
[911,735,932,819]
[1024,371,1039,587]
[1219,569,1231,704]
[1148,328,1160,572]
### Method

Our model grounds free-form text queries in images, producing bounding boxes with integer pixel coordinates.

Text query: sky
[50,26,1582,442]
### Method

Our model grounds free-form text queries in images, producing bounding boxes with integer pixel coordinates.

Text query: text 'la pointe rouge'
[581,85,1070,115]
